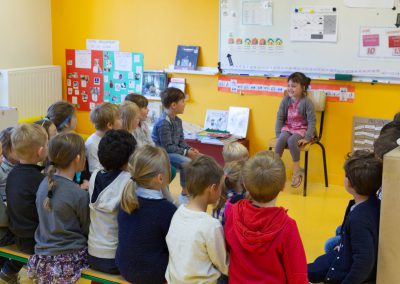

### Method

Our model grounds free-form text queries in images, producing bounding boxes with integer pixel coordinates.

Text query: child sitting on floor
[165,155,229,284]
[308,150,382,284]
[224,151,308,284]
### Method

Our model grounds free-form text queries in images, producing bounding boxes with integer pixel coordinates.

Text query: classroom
[1,0,400,283]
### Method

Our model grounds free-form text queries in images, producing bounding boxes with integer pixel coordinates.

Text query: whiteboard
[219,0,400,80]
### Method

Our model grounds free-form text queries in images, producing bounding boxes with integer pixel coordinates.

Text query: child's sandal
[291,169,304,188]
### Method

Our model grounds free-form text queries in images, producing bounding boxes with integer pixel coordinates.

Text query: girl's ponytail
[43,164,56,211]
[44,133,85,211]
[122,145,170,213]
[121,178,140,214]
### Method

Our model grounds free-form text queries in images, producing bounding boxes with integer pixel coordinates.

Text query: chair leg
[317,142,328,188]
[303,151,308,197]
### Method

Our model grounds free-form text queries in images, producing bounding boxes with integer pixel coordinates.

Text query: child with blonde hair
[120,100,141,134]
[212,160,245,224]
[88,129,136,274]
[3,124,48,283]
[27,133,89,283]
[86,102,122,173]
[222,141,249,163]
[116,145,176,283]
[225,151,308,284]
[46,101,77,133]
[125,93,154,147]
[166,155,229,284]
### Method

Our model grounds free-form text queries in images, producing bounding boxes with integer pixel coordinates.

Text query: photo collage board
[66,49,144,111]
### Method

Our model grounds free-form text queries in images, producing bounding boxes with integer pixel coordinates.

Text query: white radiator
[0,65,62,120]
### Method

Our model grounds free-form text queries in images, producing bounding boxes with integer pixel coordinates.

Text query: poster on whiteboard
[344,0,394,9]
[290,6,338,42]
[359,27,400,60]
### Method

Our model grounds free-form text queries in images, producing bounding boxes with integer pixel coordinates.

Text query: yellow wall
[0,0,52,69]
[51,0,400,185]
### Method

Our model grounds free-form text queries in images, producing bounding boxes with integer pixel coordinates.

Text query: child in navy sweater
[2,124,48,283]
[116,145,176,284]
[308,150,382,284]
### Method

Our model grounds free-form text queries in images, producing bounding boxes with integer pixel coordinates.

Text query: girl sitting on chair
[274,72,316,188]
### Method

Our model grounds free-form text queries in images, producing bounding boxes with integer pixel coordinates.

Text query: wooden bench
[0,245,130,284]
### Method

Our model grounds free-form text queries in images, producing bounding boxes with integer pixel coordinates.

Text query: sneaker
[0,270,18,284]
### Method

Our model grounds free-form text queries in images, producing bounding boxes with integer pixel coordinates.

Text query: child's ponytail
[43,163,56,211]
[121,178,139,213]
[44,133,85,211]
[122,145,170,214]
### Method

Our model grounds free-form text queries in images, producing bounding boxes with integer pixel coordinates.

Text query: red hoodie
[224,199,308,284]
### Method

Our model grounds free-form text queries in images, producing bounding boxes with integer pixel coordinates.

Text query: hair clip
[47,191,54,199]
[131,177,137,183]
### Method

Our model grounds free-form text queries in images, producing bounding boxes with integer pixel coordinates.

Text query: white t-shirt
[85,133,103,173]
[165,205,229,284]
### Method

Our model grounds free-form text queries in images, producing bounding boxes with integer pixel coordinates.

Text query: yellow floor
[20,175,350,283]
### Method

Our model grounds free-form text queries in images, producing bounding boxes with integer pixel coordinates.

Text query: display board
[66,49,143,110]
[219,0,400,81]
[352,116,390,152]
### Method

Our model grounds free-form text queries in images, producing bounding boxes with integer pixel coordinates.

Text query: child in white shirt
[165,155,229,284]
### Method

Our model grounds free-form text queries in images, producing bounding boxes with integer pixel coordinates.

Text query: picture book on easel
[174,45,200,70]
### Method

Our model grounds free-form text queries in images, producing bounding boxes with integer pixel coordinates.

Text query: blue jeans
[324,225,342,253]
[168,153,191,188]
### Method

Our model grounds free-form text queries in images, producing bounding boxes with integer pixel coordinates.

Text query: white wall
[0,0,52,69]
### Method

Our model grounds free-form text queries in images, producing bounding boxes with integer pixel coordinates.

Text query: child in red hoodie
[224,150,308,284]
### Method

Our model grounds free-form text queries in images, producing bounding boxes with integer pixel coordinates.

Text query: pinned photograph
[67,60,73,66]
[67,79,71,87]
[94,77,100,85]
[82,91,88,102]
[67,88,72,95]
[74,90,79,95]
[129,80,135,88]
[115,83,121,92]
[73,81,79,89]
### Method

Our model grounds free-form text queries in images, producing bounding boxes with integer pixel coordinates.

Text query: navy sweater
[116,197,176,284]
[6,164,44,240]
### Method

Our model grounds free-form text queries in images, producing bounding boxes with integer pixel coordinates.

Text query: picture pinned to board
[142,71,168,100]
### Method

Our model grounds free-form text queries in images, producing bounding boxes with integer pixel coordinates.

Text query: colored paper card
[103,51,143,104]
[66,49,104,111]
[363,34,379,47]
[86,39,120,51]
